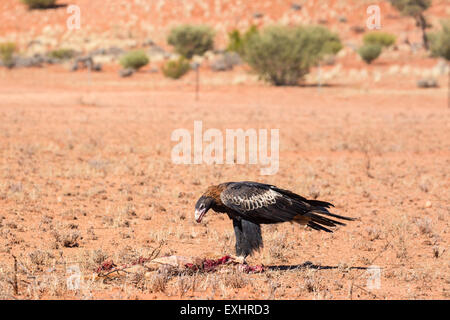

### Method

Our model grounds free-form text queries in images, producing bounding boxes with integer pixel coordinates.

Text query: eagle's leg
[232,218,263,263]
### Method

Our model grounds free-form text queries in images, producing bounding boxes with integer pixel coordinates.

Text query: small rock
[14,56,43,68]
[351,26,365,34]
[417,79,438,88]
[210,52,241,72]
[70,63,79,72]
[119,68,135,77]
[253,12,263,18]
[89,48,107,56]
[43,56,60,65]
[75,56,94,69]
[345,42,359,52]
[210,58,228,71]
[425,201,432,208]
[92,63,102,72]
[142,39,155,47]
[190,62,200,70]
[291,3,302,11]
[147,44,167,57]
[107,47,125,56]
[225,52,241,66]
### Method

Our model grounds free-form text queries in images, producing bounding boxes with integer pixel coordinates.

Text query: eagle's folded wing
[220,181,353,231]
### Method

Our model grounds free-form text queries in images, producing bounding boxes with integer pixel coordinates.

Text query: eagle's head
[194,195,215,223]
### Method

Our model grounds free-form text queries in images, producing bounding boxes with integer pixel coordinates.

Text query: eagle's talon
[230,255,246,265]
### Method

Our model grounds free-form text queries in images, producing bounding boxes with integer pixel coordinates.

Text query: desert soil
[0,0,449,300]
[0,64,448,299]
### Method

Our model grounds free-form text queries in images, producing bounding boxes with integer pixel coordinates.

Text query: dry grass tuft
[28,250,55,271]
[52,229,81,248]
[147,270,170,293]
[78,249,109,271]
[267,231,291,263]
[416,218,433,236]
[366,226,381,241]
[223,269,248,289]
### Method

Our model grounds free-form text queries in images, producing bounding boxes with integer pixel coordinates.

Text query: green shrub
[167,25,214,59]
[243,25,342,86]
[49,48,75,60]
[21,0,57,9]
[358,44,382,64]
[226,25,258,56]
[0,42,16,68]
[119,50,149,70]
[363,32,396,48]
[227,30,243,54]
[429,20,450,61]
[162,57,190,79]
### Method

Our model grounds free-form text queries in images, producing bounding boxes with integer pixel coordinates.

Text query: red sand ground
[0,65,448,299]
[0,0,449,300]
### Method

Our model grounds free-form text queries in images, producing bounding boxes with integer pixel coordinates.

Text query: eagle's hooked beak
[195,208,206,223]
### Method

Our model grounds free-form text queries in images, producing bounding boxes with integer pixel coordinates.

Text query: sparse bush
[429,20,450,97]
[162,57,190,79]
[28,250,54,271]
[227,30,243,54]
[226,25,258,56]
[49,48,75,60]
[358,43,382,64]
[0,42,16,68]
[243,25,342,86]
[21,0,57,9]
[390,0,431,49]
[429,20,450,61]
[119,50,149,70]
[167,25,214,59]
[363,32,396,48]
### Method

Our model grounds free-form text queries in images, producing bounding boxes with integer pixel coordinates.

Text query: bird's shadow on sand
[266,261,369,271]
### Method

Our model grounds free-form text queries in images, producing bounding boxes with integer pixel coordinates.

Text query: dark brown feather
[203,184,227,204]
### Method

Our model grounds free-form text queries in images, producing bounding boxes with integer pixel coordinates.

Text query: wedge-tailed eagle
[194,181,354,262]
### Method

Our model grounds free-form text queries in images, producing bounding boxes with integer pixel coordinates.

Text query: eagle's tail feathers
[306,199,335,208]
[311,208,355,221]
[307,221,333,232]
[308,211,346,227]
[294,209,353,232]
